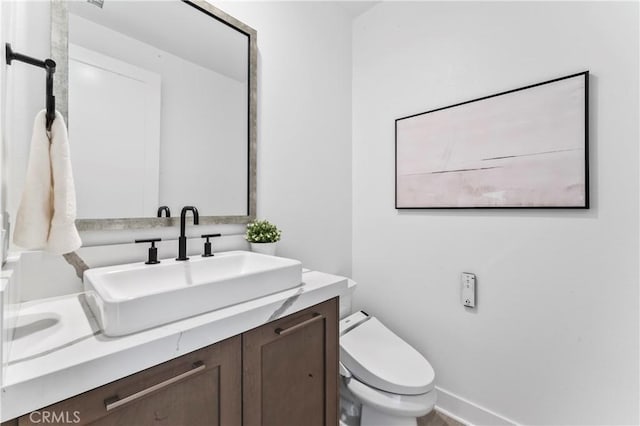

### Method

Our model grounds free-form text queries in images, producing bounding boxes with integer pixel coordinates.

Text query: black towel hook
[5,43,56,131]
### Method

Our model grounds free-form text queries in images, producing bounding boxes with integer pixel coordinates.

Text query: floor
[419,410,466,426]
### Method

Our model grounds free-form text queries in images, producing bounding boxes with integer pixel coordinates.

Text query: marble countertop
[1,269,348,421]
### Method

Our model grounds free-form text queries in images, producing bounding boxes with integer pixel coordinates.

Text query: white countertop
[1,269,348,421]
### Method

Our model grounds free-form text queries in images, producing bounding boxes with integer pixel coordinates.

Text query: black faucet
[177,206,199,261]
[157,206,171,218]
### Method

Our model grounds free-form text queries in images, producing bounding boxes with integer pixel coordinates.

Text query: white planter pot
[250,242,277,256]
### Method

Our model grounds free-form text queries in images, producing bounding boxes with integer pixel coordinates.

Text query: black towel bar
[5,43,56,131]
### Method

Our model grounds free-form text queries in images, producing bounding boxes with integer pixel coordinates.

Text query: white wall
[0,0,7,266]
[4,1,50,252]
[352,2,639,425]
[214,1,353,276]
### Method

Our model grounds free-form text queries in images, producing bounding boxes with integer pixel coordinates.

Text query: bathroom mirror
[51,0,256,230]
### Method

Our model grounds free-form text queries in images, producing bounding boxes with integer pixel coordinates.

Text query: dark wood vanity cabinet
[4,298,338,426]
[14,335,242,426]
[242,297,338,426]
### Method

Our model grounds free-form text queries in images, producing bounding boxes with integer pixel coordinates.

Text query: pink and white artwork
[395,72,588,208]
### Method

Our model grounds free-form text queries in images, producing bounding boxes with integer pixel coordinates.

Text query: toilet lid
[340,317,435,395]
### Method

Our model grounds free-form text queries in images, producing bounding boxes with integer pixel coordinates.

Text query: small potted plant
[245,219,282,255]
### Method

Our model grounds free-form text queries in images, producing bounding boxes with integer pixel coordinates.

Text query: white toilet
[339,310,436,426]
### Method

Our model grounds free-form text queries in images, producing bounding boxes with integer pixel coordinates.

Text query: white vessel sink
[84,251,303,336]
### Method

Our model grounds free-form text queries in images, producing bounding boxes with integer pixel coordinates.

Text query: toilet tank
[339,279,357,319]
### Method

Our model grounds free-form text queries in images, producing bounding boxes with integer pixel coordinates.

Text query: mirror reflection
[67,1,250,219]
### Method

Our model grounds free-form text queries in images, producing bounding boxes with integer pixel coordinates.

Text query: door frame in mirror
[51,0,257,231]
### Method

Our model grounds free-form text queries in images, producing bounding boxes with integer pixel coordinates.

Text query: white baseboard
[435,386,518,426]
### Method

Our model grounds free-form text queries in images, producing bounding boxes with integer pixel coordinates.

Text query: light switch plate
[461,272,476,308]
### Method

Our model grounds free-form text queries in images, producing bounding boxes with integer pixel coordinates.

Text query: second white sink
[84,251,303,336]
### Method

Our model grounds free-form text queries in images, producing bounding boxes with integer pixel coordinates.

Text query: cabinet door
[17,335,241,426]
[243,297,338,426]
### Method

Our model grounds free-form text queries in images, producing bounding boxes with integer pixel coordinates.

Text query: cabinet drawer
[17,335,241,426]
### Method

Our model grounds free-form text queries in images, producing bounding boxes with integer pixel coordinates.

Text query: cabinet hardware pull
[104,361,206,411]
[275,313,323,336]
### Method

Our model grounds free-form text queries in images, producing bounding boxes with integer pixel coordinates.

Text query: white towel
[13,110,82,254]
[13,110,52,250]
[47,111,81,254]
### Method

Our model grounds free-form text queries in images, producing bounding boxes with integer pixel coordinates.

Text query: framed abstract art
[395,71,589,209]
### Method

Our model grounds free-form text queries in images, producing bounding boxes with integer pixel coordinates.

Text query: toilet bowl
[339,311,436,426]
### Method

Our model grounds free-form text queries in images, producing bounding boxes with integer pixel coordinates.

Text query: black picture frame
[395,71,589,209]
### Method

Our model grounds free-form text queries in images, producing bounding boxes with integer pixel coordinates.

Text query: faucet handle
[135,238,162,264]
[157,206,171,218]
[201,234,221,257]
